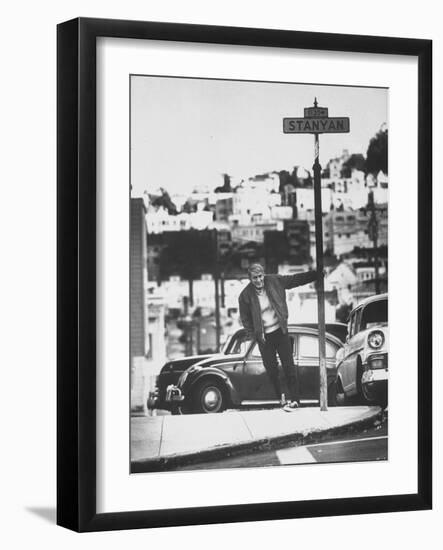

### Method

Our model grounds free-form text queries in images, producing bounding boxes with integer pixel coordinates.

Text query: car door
[240,342,276,401]
[296,333,338,400]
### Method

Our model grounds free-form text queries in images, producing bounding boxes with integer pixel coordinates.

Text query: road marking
[240,399,319,406]
[275,435,387,465]
[276,446,317,464]
[305,435,388,449]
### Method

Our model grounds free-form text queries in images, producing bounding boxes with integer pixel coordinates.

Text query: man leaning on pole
[238,263,318,411]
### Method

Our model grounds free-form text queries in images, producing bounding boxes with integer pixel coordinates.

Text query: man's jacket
[238,271,317,343]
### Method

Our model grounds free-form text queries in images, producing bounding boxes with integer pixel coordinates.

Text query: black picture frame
[57,17,432,532]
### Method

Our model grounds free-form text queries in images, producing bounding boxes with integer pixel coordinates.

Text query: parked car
[335,293,388,406]
[148,323,346,414]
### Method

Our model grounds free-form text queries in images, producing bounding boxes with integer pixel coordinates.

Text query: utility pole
[196,319,201,354]
[213,229,221,351]
[220,271,225,308]
[367,187,380,294]
[312,131,328,411]
[283,98,350,411]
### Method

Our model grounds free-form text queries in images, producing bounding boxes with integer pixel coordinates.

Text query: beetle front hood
[161,354,213,373]
[192,353,244,369]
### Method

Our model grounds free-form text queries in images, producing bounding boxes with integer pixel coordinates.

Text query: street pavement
[131,405,383,472]
[177,420,388,470]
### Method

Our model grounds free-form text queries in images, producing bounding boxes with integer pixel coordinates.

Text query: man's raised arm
[277,270,318,290]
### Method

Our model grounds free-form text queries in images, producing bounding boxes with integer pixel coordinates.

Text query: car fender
[336,371,345,393]
[182,368,240,406]
[340,351,362,396]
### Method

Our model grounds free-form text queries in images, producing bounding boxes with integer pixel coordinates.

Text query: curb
[131,407,384,473]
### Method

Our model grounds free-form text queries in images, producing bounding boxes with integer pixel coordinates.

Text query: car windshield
[223,333,252,355]
[360,299,388,330]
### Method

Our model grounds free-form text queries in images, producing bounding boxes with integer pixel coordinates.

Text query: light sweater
[256,289,280,334]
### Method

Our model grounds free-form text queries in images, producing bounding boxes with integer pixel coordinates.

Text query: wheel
[356,360,368,404]
[192,379,226,414]
[359,369,383,405]
[334,377,347,405]
[327,381,338,406]
[361,378,376,403]
[361,379,387,407]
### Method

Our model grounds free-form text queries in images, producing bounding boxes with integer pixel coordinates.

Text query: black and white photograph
[129,75,389,473]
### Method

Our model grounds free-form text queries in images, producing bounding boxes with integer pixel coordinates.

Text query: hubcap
[203,387,221,411]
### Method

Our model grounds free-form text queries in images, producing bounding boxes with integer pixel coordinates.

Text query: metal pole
[368,189,380,294]
[213,230,221,351]
[196,320,201,354]
[313,132,328,411]
[220,271,225,309]
[189,321,194,355]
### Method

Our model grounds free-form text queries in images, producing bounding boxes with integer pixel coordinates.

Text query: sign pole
[283,98,350,412]
[213,229,221,351]
[312,131,328,411]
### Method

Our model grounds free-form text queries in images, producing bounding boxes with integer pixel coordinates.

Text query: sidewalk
[131,406,383,472]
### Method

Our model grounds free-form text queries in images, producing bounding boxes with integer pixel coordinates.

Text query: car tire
[361,378,374,403]
[335,378,346,405]
[192,379,226,414]
[356,359,368,404]
[361,380,387,407]
[327,381,338,406]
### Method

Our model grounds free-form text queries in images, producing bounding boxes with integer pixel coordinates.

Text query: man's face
[249,269,264,290]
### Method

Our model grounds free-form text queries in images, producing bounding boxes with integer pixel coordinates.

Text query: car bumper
[147,385,184,411]
[362,359,388,402]
[362,368,388,386]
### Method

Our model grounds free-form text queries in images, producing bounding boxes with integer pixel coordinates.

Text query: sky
[131,76,387,198]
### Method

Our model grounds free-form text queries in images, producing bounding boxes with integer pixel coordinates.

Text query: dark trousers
[258,328,300,403]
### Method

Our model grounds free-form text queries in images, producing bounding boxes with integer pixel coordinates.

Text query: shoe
[283,400,299,412]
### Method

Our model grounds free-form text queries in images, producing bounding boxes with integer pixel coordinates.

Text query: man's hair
[248,263,264,276]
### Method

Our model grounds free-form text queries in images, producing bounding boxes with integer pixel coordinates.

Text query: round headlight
[368,330,384,349]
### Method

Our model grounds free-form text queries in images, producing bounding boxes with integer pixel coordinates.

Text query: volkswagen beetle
[150,323,346,414]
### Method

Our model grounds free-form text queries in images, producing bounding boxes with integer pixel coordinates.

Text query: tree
[214,173,232,193]
[342,154,366,177]
[366,127,388,176]
[336,302,353,323]
[149,188,178,214]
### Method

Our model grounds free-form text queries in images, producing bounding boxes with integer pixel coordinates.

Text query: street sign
[283,117,350,134]
[304,106,328,118]
[283,99,351,412]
